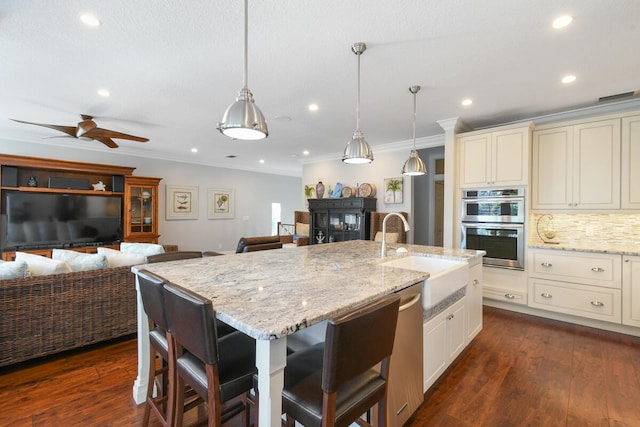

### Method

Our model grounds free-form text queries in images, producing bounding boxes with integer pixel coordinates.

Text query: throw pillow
[120,242,165,256]
[0,260,29,280]
[51,249,109,272]
[295,222,309,236]
[97,247,146,267]
[374,231,398,244]
[15,252,72,276]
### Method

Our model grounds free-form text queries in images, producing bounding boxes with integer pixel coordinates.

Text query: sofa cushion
[373,231,398,244]
[295,222,309,236]
[97,247,146,267]
[15,252,72,276]
[120,242,165,256]
[0,260,29,280]
[51,249,109,272]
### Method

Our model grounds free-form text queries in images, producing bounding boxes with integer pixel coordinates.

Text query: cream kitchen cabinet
[466,263,483,342]
[621,115,640,209]
[622,255,640,327]
[531,119,621,210]
[458,123,532,188]
[423,296,466,392]
[527,248,622,323]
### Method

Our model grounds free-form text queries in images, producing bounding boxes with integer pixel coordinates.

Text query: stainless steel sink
[381,255,468,309]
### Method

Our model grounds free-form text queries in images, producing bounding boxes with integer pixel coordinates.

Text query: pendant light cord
[412,90,417,149]
[356,50,361,131]
[243,0,248,90]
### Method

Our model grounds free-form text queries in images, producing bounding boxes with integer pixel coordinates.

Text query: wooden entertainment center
[0,154,162,260]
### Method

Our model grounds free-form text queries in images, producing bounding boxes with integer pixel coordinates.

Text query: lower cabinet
[466,264,483,341]
[527,248,623,324]
[423,297,466,392]
[623,255,640,327]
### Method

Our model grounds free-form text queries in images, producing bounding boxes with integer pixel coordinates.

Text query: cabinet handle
[541,262,552,268]
[591,267,605,273]
[473,279,479,286]
[625,259,630,263]
[504,293,516,299]
[446,314,454,320]
[590,301,604,307]
[541,292,552,298]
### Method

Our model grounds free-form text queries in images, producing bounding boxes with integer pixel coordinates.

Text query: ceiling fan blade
[86,127,149,142]
[10,119,77,137]
[94,137,119,149]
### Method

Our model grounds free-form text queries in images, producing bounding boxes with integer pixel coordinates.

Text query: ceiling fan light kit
[402,85,427,176]
[342,42,373,164]
[218,0,268,140]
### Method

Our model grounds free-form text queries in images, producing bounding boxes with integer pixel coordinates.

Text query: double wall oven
[461,187,525,270]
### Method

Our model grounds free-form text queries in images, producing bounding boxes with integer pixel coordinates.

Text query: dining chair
[279,294,401,427]
[162,281,257,427]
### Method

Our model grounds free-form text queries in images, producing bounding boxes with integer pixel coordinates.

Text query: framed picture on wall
[166,185,199,220]
[208,188,235,219]
[384,177,403,204]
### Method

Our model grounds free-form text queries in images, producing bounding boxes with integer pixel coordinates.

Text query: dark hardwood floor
[1,306,638,426]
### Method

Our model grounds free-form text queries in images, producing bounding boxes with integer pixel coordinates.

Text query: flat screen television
[1,191,123,251]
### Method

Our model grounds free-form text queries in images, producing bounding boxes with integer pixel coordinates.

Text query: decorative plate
[341,186,353,198]
[359,183,376,198]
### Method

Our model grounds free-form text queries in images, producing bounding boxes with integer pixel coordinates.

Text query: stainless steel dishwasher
[377,282,423,427]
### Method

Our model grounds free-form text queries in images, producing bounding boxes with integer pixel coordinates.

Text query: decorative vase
[315,181,325,199]
[27,175,37,187]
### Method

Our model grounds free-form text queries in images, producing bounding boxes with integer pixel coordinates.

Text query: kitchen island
[132,240,484,426]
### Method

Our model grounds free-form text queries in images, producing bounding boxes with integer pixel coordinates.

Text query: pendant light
[402,85,427,176]
[218,0,268,140]
[342,42,373,164]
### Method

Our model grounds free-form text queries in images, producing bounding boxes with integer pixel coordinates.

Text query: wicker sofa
[0,265,137,367]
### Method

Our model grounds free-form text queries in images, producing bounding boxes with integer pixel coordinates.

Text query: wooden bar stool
[280,295,401,427]
[163,281,257,427]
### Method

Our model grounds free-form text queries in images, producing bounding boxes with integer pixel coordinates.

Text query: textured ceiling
[1,0,639,176]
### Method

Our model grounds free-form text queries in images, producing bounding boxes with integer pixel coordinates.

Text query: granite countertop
[135,240,484,340]
[528,241,640,256]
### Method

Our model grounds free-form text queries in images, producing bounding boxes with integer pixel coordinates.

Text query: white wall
[0,142,301,252]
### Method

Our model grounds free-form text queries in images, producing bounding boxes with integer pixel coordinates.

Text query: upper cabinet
[123,176,162,243]
[531,119,621,210]
[458,123,532,188]
[621,115,640,209]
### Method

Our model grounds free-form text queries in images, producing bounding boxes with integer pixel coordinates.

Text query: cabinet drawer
[528,249,621,288]
[483,285,527,305]
[528,278,621,323]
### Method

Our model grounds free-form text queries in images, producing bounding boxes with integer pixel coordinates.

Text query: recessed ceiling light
[259,159,265,164]
[461,98,473,106]
[562,74,577,84]
[308,104,319,112]
[191,148,198,153]
[552,15,573,29]
[303,150,309,155]
[97,89,110,97]
[80,13,101,27]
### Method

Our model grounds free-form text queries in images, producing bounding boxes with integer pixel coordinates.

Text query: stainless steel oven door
[461,197,525,223]
[461,222,524,270]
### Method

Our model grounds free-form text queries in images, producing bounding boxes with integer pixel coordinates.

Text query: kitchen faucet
[381,212,410,257]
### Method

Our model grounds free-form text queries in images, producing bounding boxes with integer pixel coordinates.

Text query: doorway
[413,146,444,246]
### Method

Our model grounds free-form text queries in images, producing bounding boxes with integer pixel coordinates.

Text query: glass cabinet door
[128,186,154,234]
[123,176,161,243]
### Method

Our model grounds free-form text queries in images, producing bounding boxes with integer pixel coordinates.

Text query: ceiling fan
[10,114,149,148]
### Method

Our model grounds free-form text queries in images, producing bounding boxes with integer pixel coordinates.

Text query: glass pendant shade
[402,85,427,176]
[219,87,268,140]
[343,130,374,164]
[342,42,373,164]
[218,0,268,140]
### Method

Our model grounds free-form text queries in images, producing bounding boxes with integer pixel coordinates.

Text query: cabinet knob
[504,293,516,299]
[446,314,454,320]
[591,267,605,272]
[541,262,552,268]
[473,279,479,286]
[541,292,552,298]
[590,301,604,307]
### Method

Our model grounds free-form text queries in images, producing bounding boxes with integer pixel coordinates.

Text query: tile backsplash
[529,213,640,247]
